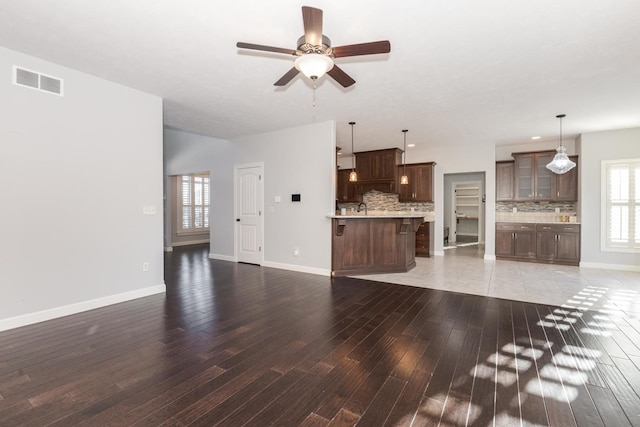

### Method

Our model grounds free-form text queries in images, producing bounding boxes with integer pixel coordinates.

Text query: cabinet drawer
[496,222,535,232]
[536,224,580,233]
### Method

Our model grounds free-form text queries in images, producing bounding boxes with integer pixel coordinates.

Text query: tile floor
[356,245,640,317]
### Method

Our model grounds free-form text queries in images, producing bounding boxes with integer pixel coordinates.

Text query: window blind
[603,159,640,251]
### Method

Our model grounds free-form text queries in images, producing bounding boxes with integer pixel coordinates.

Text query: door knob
[236,218,240,222]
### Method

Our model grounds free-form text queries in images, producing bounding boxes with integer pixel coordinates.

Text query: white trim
[484,254,496,261]
[164,246,174,252]
[171,239,209,247]
[579,261,640,272]
[209,253,236,262]
[433,250,445,256]
[0,284,166,332]
[262,261,331,277]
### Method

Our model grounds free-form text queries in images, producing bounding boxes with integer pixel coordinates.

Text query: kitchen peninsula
[329,211,434,276]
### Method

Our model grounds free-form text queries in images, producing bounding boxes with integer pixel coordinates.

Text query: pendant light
[546,114,576,174]
[348,122,358,182]
[400,129,409,185]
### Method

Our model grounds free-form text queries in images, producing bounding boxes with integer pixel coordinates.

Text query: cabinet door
[414,163,433,202]
[337,169,358,202]
[556,233,580,262]
[534,153,555,200]
[397,165,415,202]
[555,156,578,201]
[379,150,398,180]
[514,155,534,200]
[415,222,430,257]
[514,231,536,258]
[536,231,556,261]
[496,161,514,201]
[355,153,374,181]
[495,230,515,257]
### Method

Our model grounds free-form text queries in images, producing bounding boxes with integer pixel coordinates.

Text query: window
[178,173,210,234]
[602,159,640,252]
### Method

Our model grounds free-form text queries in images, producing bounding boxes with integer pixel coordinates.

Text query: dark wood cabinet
[336,169,359,203]
[496,222,580,265]
[536,224,580,264]
[415,222,430,257]
[496,161,514,201]
[555,156,578,201]
[398,162,435,202]
[495,223,536,259]
[513,151,556,201]
[355,149,403,183]
[499,152,578,202]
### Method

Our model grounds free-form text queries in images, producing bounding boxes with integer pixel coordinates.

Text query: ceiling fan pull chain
[312,81,317,107]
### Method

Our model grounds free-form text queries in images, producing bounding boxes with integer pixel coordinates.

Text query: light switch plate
[143,205,156,215]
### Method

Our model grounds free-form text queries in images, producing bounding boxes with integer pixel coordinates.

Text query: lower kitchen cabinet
[536,224,580,264]
[496,222,580,266]
[495,223,536,259]
[415,222,430,257]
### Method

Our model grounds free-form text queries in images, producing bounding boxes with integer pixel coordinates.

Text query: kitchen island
[329,211,434,277]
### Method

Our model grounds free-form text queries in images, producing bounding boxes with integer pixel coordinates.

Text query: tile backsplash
[496,201,576,212]
[337,190,434,213]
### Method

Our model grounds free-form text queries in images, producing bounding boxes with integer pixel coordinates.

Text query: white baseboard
[209,253,235,262]
[484,254,496,261]
[579,261,640,272]
[171,239,209,247]
[261,261,331,277]
[433,250,445,256]
[0,284,166,332]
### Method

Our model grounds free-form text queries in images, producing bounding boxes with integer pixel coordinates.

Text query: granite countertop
[496,220,581,225]
[328,211,435,221]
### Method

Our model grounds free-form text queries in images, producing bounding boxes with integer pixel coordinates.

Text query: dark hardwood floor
[1,244,640,426]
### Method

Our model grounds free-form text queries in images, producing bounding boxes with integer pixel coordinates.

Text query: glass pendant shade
[294,54,334,80]
[348,121,357,181]
[546,114,576,174]
[546,146,576,174]
[400,129,409,185]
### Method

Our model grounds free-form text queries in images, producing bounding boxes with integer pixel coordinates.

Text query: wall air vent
[13,66,63,96]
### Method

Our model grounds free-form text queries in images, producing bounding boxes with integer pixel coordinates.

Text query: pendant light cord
[402,129,408,176]
[556,114,566,149]
[350,122,356,172]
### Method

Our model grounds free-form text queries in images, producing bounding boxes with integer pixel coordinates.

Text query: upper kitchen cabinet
[555,156,578,201]
[496,161,514,201]
[355,149,403,182]
[398,162,435,202]
[513,151,556,201]
[336,168,359,203]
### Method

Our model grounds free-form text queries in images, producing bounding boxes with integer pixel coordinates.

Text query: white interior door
[235,164,264,264]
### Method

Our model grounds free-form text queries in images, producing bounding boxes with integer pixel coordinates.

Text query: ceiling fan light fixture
[546,114,576,175]
[295,53,334,80]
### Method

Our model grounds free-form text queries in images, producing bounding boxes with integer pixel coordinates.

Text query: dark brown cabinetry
[496,152,578,202]
[513,151,555,201]
[355,148,403,182]
[495,223,536,259]
[555,156,578,201]
[496,161,514,201]
[415,222,431,257]
[336,169,358,202]
[536,224,580,265]
[398,162,435,202]
[496,222,580,265]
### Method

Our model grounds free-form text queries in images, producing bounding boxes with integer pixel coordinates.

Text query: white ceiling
[2,0,640,153]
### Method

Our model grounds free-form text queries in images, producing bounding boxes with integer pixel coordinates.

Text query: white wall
[0,47,164,329]
[579,127,640,269]
[164,121,335,275]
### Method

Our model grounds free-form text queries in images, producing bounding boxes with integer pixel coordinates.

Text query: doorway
[443,172,486,250]
[235,163,264,265]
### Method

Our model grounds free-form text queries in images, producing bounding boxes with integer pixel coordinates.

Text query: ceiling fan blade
[302,6,323,46]
[274,67,300,86]
[236,42,297,56]
[327,65,355,88]
[331,40,391,58]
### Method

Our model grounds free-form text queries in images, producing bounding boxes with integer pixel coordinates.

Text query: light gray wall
[164,121,335,274]
[0,47,164,325]
[580,127,640,269]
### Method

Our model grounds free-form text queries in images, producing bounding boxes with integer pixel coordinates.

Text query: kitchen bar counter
[330,213,433,277]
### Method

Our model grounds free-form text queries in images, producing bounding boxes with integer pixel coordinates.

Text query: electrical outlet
[555,208,560,213]
[293,248,299,257]
[142,262,150,272]
[143,205,156,215]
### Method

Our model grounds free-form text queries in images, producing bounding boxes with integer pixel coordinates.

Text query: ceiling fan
[236,6,391,88]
